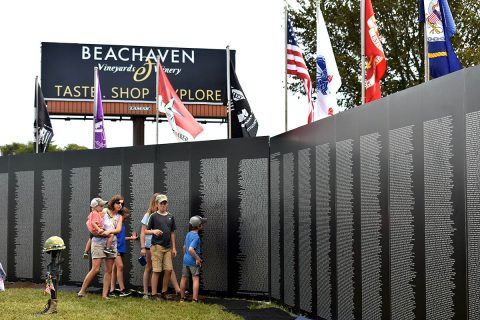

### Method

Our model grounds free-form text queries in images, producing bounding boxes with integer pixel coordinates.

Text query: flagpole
[424,22,429,82]
[284,6,288,132]
[360,0,365,104]
[156,56,160,144]
[93,67,98,149]
[35,76,39,154]
[226,46,232,139]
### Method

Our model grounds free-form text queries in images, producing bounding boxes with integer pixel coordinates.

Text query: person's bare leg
[170,269,181,293]
[78,258,101,295]
[151,272,160,296]
[84,238,92,254]
[143,250,152,294]
[115,255,125,291]
[102,258,114,298]
[162,270,172,294]
[180,276,188,299]
[192,276,200,301]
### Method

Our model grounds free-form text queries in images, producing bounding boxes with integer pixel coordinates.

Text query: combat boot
[37,299,58,315]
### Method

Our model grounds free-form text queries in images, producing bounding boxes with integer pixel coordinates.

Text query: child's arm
[188,247,202,266]
[92,221,104,234]
[126,232,138,241]
[182,245,186,255]
[146,217,162,236]
[140,224,147,255]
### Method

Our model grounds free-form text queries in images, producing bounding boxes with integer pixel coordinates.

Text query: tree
[0,141,88,155]
[288,0,480,109]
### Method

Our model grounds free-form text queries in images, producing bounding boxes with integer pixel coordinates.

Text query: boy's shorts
[150,245,172,272]
[91,243,116,259]
[182,265,201,277]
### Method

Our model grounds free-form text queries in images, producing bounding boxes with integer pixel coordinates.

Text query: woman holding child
[78,195,125,300]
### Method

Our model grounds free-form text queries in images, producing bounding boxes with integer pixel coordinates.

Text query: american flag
[287,17,315,123]
[427,11,440,24]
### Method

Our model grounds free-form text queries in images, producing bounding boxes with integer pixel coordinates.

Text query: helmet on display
[43,236,66,253]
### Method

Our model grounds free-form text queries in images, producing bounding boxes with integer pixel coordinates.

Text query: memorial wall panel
[66,166,91,282]
[39,166,63,274]
[13,170,35,279]
[389,84,425,320]
[189,137,270,294]
[270,152,282,300]
[316,141,334,320]
[298,148,312,312]
[421,71,465,320]
[358,101,389,320]
[283,152,296,307]
[237,158,269,292]
[0,156,8,275]
[335,107,360,320]
[464,67,480,320]
[124,145,156,288]
[163,160,190,279]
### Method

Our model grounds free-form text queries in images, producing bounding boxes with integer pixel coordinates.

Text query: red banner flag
[157,62,203,141]
[364,0,386,102]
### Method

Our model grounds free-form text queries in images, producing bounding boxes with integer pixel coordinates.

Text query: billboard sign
[41,42,235,104]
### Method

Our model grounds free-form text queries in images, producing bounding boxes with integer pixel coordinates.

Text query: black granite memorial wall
[269,66,479,319]
[1,137,270,297]
[1,66,479,320]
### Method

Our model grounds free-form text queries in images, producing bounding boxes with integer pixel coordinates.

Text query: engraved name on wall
[466,110,480,319]
[199,158,228,291]
[0,173,8,273]
[14,171,34,279]
[316,144,332,320]
[298,148,312,312]
[270,152,282,300]
[237,158,269,292]
[360,133,383,320]
[163,161,190,279]
[389,126,416,320]
[128,163,154,287]
[283,152,295,307]
[40,169,62,272]
[424,116,455,319]
[67,167,90,282]
[336,139,354,320]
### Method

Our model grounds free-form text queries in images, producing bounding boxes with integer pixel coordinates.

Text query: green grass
[248,300,294,315]
[0,288,242,320]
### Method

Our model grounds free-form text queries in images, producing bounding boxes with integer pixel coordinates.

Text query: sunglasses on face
[115,201,124,205]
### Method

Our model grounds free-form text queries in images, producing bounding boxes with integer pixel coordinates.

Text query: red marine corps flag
[364,0,386,102]
[157,61,203,142]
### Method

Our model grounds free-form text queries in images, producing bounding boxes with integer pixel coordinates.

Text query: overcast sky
[0,0,311,149]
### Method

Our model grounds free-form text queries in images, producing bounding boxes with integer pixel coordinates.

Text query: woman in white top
[78,195,124,299]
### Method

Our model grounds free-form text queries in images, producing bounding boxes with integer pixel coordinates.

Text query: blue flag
[419,0,462,79]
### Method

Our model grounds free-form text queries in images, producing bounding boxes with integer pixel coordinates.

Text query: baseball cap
[189,215,207,228]
[90,197,107,208]
[156,194,168,203]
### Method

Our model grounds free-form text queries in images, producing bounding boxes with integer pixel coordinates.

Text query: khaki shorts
[150,245,173,272]
[91,243,116,259]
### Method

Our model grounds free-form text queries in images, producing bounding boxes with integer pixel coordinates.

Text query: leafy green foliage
[288,0,480,109]
[0,142,88,155]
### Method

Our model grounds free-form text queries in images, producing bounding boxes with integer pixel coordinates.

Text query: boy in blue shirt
[180,215,207,303]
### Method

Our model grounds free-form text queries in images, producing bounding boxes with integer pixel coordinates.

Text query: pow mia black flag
[228,61,258,138]
[34,80,54,153]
